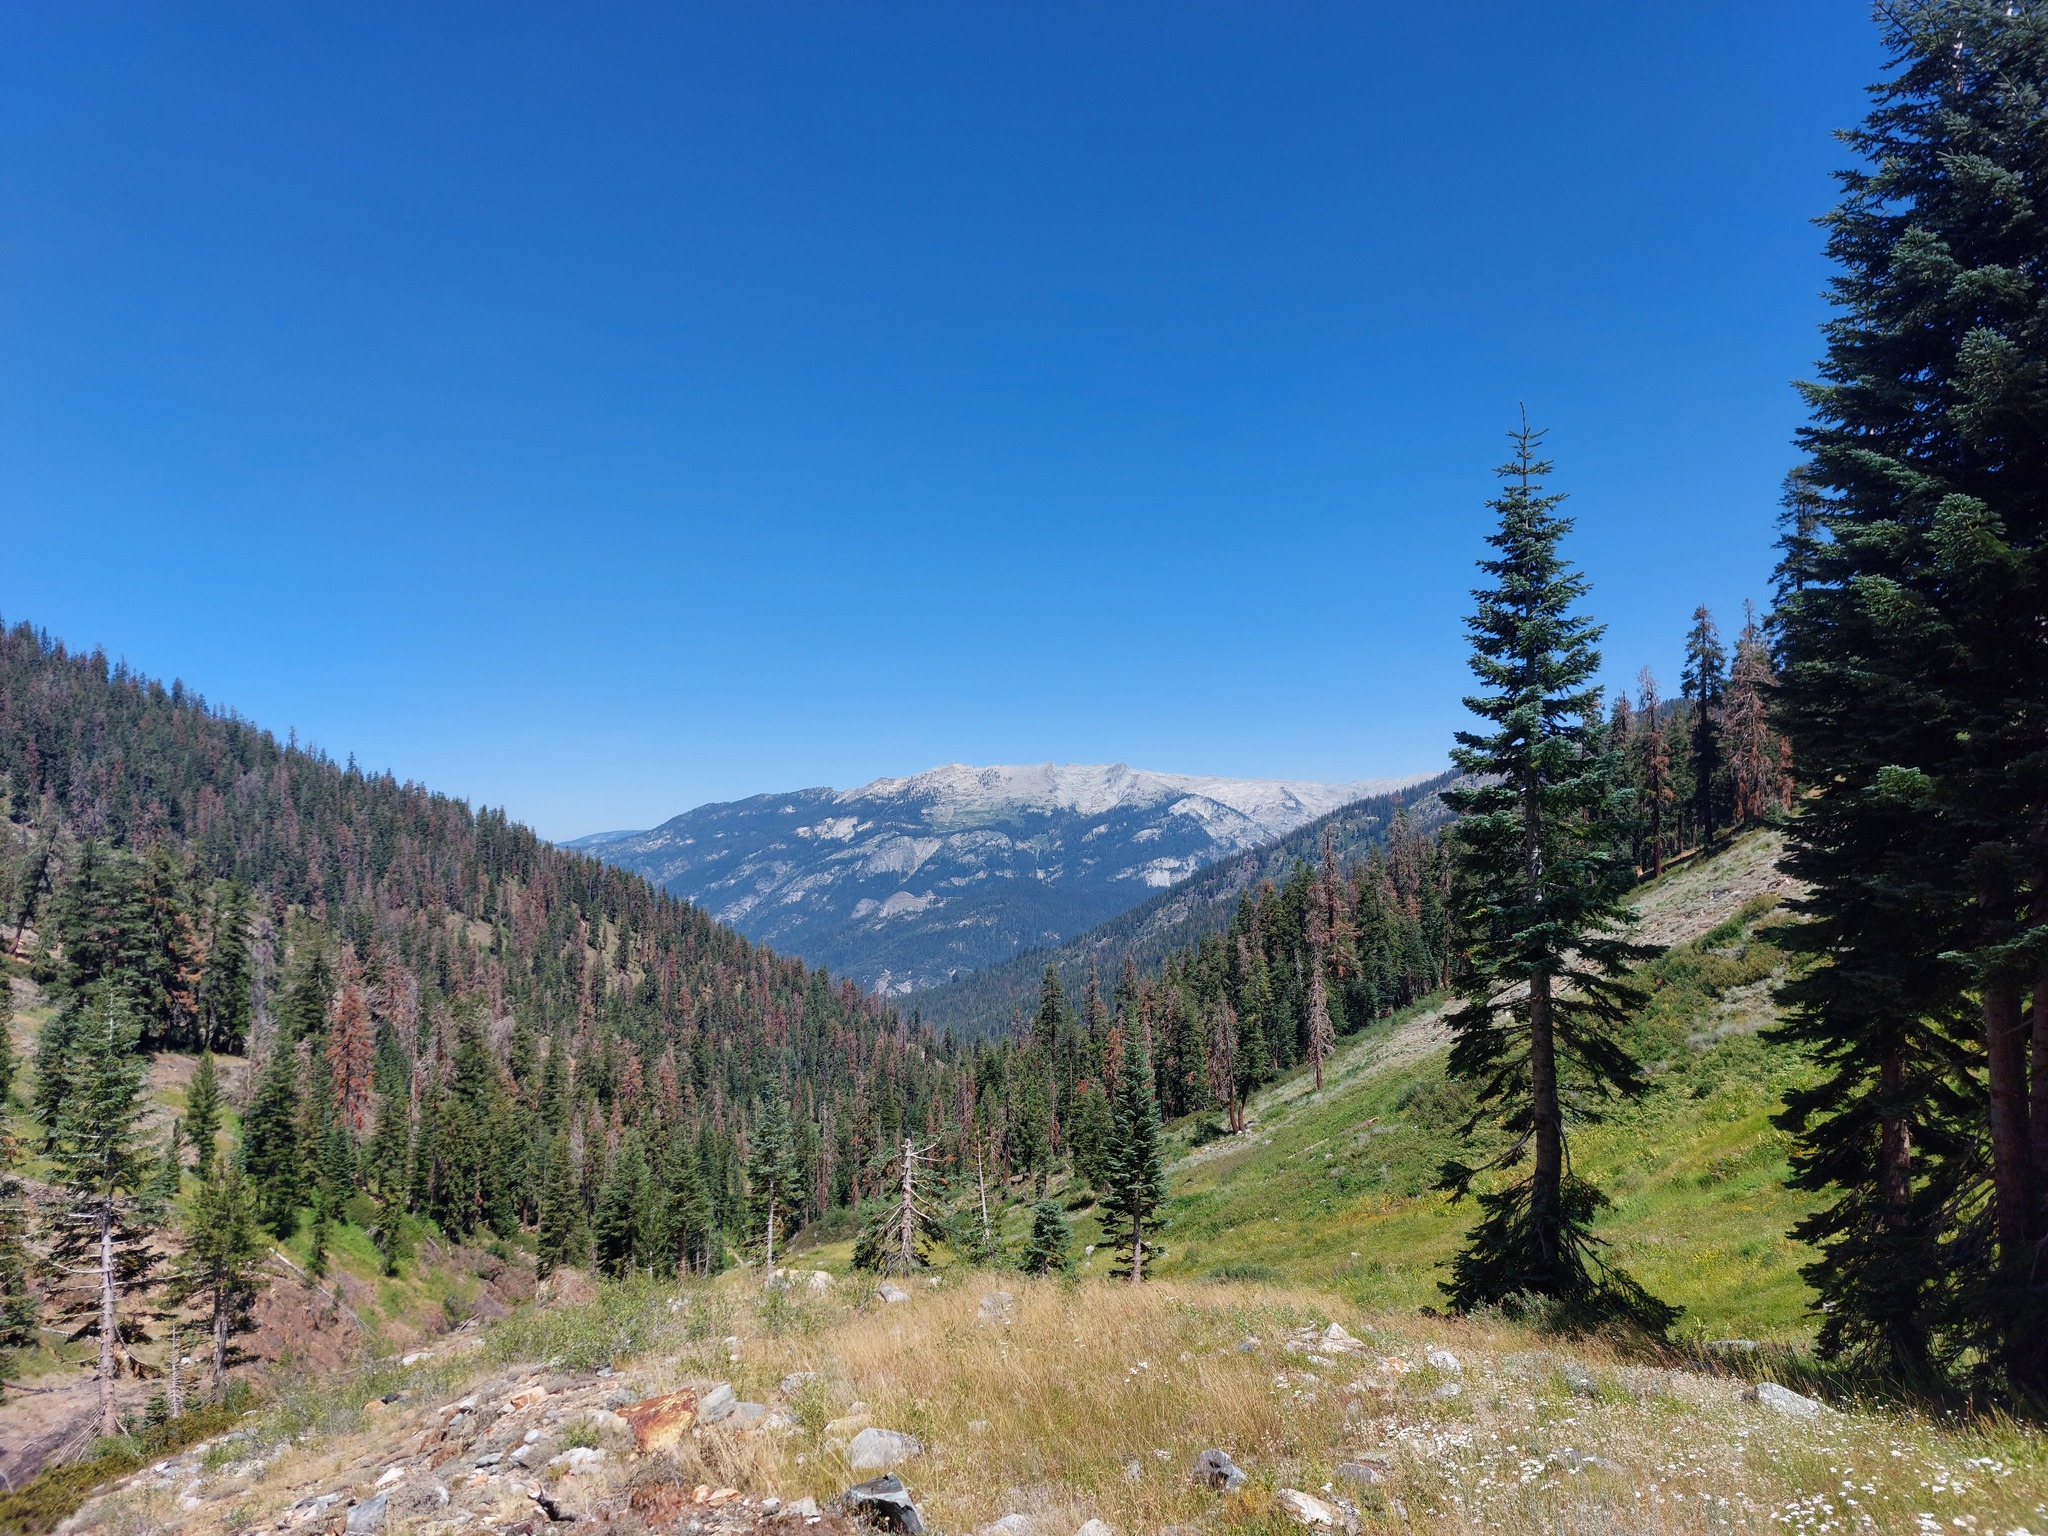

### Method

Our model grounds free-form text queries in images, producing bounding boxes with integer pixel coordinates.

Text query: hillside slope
[44,1265,2048,1536]
[576,764,1429,995]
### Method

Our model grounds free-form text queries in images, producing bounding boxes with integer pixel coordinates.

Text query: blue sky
[2,3,1881,840]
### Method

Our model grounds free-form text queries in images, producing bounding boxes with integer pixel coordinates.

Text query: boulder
[1190,1449,1246,1491]
[1275,1489,1337,1527]
[877,1283,911,1304]
[790,1499,822,1518]
[723,1403,769,1431]
[1075,1522,1114,1536]
[975,1516,1033,1536]
[1319,1323,1368,1354]
[977,1292,1016,1323]
[807,1271,834,1292]
[780,1371,820,1399]
[1334,1460,1387,1487]
[1745,1381,1822,1418]
[842,1473,926,1536]
[344,1495,388,1535]
[619,1388,698,1453]
[698,1383,739,1425]
[1424,1347,1460,1373]
[547,1447,606,1476]
[847,1427,924,1473]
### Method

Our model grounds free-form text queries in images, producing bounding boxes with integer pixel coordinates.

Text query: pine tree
[1100,1032,1167,1284]
[46,1001,161,1435]
[1438,417,1672,1333]
[242,1042,305,1238]
[746,1099,801,1278]
[32,999,82,1150]
[1633,668,1672,877]
[856,1136,940,1276]
[660,1131,716,1277]
[0,965,14,1105]
[1724,603,1784,829]
[1019,1199,1070,1276]
[169,1159,265,1393]
[1681,606,1726,855]
[184,1051,223,1174]
[1771,0,2048,1392]
[1305,964,1334,1092]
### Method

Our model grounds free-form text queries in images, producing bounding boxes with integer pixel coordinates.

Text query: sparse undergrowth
[54,1274,2048,1536]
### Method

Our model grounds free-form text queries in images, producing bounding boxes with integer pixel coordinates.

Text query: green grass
[1149,860,1825,1344]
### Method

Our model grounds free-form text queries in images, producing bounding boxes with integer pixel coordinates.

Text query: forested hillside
[914,772,1459,1039]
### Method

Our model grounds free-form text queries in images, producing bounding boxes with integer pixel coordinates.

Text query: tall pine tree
[1439,418,1672,1333]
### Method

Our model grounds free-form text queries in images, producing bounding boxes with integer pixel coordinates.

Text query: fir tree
[660,1131,716,1277]
[197,885,252,1052]
[46,1001,161,1435]
[536,1131,589,1278]
[1771,0,2048,1392]
[0,1125,39,1370]
[184,1050,223,1174]
[242,1042,305,1238]
[1439,417,1673,1333]
[746,1098,802,1277]
[1019,1199,1070,1276]
[593,1133,653,1278]
[1100,1032,1167,1284]
[0,965,13,1104]
[169,1159,265,1393]
[1681,606,1725,854]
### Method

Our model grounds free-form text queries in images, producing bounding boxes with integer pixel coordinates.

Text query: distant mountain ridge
[911,769,1462,1038]
[572,762,1430,993]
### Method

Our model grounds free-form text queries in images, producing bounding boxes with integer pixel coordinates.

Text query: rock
[474,1452,505,1468]
[780,1371,820,1398]
[841,1473,926,1536]
[374,1467,405,1490]
[1334,1460,1387,1487]
[977,1292,1016,1322]
[387,1483,449,1517]
[877,1284,910,1305]
[1075,1521,1114,1536]
[345,1494,389,1534]
[846,1427,924,1473]
[807,1271,834,1292]
[586,1409,630,1437]
[1237,1337,1260,1353]
[1424,1348,1460,1373]
[1432,1380,1462,1400]
[723,1403,769,1431]
[1745,1381,1822,1418]
[1190,1449,1246,1491]
[975,1516,1033,1536]
[400,1351,432,1366]
[1275,1489,1338,1527]
[698,1383,739,1425]
[547,1447,606,1475]
[825,1413,874,1445]
[1319,1323,1368,1354]
[791,1498,821,1518]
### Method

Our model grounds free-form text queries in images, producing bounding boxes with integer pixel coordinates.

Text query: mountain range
[566,762,1430,993]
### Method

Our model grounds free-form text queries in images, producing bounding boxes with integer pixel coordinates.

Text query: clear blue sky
[2,3,1881,841]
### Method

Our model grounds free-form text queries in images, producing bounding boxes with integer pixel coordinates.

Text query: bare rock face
[1745,1381,1823,1418]
[618,1388,698,1453]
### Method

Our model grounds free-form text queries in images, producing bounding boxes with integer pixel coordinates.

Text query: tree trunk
[99,1201,120,1436]
[1986,977,2033,1268]
[898,1138,916,1272]
[763,1203,775,1282]
[167,1325,183,1418]
[1128,1213,1143,1286]
[1528,971,1563,1275]
[212,1282,230,1392]
[2030,964,2048,1242]
[1878,1052,1912,1223]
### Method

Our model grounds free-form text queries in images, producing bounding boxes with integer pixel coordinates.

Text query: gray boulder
[698,1383,738,1424]
[1335,1459,1387,1487]
[877,1283,911,1304]
[1190,1449,1246,1491]
[847,1427,924,1472]
[345,1495,388,1535]
[974,1517,1033,1536]
[1746,1381,1822,1418]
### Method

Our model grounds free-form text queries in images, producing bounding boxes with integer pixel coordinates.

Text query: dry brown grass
[65,1273,2048,1536]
